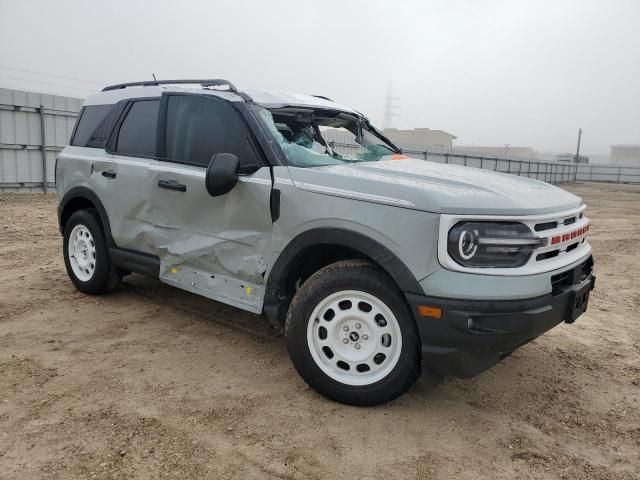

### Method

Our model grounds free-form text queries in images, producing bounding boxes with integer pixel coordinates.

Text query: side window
[71,105,112,147]
[164,95,260,170]
[115,99,160,157]
[86,102,127,148]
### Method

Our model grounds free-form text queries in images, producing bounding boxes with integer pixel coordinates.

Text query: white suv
[56,79,595,405]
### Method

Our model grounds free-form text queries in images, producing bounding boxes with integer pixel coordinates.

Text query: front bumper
[406,256,595,378]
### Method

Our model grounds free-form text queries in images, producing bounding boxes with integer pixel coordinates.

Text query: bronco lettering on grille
[550,224,589,246]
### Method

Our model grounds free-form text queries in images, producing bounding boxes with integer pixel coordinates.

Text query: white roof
[84,84,359,116]
[244,89,358,114]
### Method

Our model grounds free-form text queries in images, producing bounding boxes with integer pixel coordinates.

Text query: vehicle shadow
[116,273,571,408]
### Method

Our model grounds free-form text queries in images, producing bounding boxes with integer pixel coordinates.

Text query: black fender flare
[263,228,423,325]
[58,186,116,248]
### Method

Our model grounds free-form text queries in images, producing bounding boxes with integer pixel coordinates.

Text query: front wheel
[285,260,421,406]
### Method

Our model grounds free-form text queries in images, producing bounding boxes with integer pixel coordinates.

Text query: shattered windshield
[256,107,399,168]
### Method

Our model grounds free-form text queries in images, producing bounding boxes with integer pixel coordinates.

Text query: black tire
[63,209,121,294]
[285,260,421,406]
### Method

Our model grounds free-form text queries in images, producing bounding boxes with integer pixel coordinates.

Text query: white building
[382,128,457,151]
[556,153,589,164]
[610,145,640,167]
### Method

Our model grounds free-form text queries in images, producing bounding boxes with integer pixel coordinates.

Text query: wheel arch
[58,186,116,248]
[263,228,422,327]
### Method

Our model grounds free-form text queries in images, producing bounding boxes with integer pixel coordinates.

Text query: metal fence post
[38,105,48,193]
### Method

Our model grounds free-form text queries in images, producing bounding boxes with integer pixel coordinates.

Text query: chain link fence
[328,140,640,185]
[1,87,639,191]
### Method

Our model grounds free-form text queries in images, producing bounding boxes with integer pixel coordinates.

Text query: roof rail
[312,95,334,101]
[102,79,237,92]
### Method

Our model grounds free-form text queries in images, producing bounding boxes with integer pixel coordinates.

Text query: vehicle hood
[288,157,583,215]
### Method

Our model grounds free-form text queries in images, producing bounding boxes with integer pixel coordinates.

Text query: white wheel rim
[306,290,403,386]
[68,224,96,282]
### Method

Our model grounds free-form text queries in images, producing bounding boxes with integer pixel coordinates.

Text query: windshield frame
[252,103,402,168]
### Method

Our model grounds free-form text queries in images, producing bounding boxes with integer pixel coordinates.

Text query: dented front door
[148,162,274,313]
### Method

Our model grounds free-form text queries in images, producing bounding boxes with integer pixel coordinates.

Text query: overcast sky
[1,0,638,154]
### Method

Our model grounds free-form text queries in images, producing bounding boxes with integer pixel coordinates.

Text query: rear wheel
[63,209,121,294]
[285,260,421,405]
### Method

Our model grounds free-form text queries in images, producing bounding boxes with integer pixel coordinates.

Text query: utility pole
[574,128,582,163]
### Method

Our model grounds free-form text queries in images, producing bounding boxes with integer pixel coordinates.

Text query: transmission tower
[383,83,400,129]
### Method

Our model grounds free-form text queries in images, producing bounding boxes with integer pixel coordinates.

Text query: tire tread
[285,259,421,406]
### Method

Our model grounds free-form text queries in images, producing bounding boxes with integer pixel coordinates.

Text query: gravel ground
[0,183,638,479]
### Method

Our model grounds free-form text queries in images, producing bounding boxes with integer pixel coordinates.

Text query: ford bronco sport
[57,79,595,405]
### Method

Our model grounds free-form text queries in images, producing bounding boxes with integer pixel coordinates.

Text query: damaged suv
[57,79,595,405]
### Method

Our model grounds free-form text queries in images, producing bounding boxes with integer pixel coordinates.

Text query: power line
[0,74,97,93]
[0,65,106,86]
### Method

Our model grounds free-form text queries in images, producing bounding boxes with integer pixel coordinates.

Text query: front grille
[535,221,557,232]
[566,242,579,253]
[579,256,594,281]
[537,250,559,261]
[532,208,589,263]
[551,270,572,295]
[550,257,593,296]
[537,216,576,232]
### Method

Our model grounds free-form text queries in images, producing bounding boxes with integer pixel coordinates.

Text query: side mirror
[205,153,239,197]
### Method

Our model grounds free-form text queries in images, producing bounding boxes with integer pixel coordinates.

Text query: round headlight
[447,221,543,268]
[458,228,479,260]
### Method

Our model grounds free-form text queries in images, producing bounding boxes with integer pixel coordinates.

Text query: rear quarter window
[71,105,113,147]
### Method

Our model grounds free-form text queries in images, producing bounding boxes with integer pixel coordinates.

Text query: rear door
[148,93,274,312]
[101,98,163,254]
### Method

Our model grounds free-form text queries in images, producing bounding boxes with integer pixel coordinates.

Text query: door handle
[101,170,117,179]
[157,179,187,192]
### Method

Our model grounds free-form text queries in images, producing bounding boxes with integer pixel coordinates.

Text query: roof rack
[102,79,237,92]
[312,95,334,101]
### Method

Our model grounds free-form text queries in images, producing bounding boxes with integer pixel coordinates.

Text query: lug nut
[355,323,361,329]
[343,338,349,344]
[362,334,369,340]
[355,344,361,350]
[343,326,349,332]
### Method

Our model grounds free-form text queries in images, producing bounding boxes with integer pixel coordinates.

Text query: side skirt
[109,248,160,278]
[109,247,265,315]
[159,262,264,314]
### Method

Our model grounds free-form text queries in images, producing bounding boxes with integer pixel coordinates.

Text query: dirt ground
[0,183,638,480]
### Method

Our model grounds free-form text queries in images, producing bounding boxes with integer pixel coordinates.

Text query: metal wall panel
[0,88,83,192]
[2,87,640,191]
